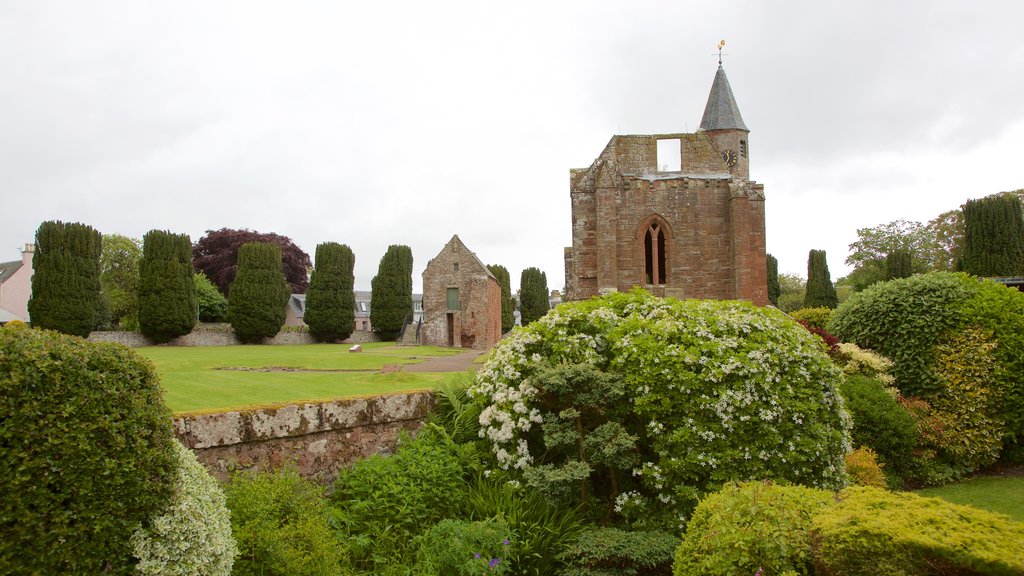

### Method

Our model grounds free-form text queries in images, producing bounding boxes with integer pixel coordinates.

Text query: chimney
[22,243,34,266]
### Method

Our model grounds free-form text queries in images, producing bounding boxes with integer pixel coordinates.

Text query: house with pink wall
[0,244,34,323]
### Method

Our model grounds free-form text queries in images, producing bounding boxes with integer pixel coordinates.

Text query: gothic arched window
[644,222,667,285]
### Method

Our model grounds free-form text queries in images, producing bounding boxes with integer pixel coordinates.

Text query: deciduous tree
[138,230,197,343]
[194,272,228,323]
[27,220,102,337]
[192,228,311,296]
[100,234,142,330]
[370,245,413,341]
[304,242,356,342]
[228,243,290,343]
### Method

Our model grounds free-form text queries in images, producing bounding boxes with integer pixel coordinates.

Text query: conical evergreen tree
[885,248,913,280]
[304,242,356,342]
[766,254,781,307]
[804,249,838,309]
[961,193,1024,276]
[519,267,550,326]
[28,221,102,337]
[228,242,290,343]
[138,230,197,343]
[487,264,515,333]
[370,245,413,341]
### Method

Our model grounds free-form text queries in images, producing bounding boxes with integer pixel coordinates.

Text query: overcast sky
[2,1,1022,292]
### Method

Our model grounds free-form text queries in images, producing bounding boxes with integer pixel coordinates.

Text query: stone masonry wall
[421,236,501,350]
[173,391,435,483]
[88,324,382,347]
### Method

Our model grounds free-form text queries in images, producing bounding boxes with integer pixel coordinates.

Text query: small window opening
[454,263,459,272]
[656,139,681,172]
[447,288,459,311]
[740,140,747,158]
[644,223,667,285]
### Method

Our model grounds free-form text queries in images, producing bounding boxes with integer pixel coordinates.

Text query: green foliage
[100,234,143,329]
[413,518,512,576]
[28,220,103,336]
[0,326,176,575]
[518,266,550,326]
[139,230,197,343]
[673,481,833,576]
[776,273,806,312]
[766,253,781,306]
[884,247,913,280]
[559,527,679,576]
[228,242,290,343]
[487,264,516,333]
[370,244,413,340]
[224,468,348,576]
[804,249,838,308]
[844,446,887,488]
[430,372,484,444]
[304,242,356,342]
[466,474,586,576]
[788,307,832,330]
[131,440,237,576]
[961,192,1024,276]
[472,291,850,529]
[194,272,228,323]
[925,208,965,271]
[829,272,1024,453]
[330,429,474,572]
[812,486,1024,575]
[839,375,917,485]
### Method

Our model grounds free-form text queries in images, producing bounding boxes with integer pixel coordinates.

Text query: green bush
[812,486,1024,575]
[471,290,850,527]
[413,518,512,576]
[228,243,290,343]
[131,440,237,575]
[304,242,356,342]
[225,468,348,576]
[518,266,550,326]
[0,325,176,575]
[466,474,586,576]
[194,272,228,323]
[139,230,197,343]
[844,446,887,488]
[559,527,679,576]
[788,307,832,330]
[27,220,103,336]
[828,272,1024,455]
[673,481,833,576]
[330,429,474,572]
[839,375,917,484]
[804,249,838,309]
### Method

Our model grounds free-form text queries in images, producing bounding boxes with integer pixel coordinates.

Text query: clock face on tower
[721,149,738,167]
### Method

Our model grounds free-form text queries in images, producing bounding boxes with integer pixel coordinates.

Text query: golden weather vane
[716,39,727,65]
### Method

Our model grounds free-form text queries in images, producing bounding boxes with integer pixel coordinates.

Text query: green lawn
[136,343,468,414]
[917,476,1024,522]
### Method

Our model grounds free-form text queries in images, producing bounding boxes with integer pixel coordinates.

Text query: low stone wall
[173,391,435,483]
[89,324,382,347]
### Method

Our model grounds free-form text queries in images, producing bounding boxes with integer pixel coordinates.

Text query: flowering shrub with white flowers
[470,290,850,523]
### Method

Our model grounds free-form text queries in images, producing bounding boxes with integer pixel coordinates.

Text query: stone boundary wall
[173,391,435,483]
[88,324,382,347]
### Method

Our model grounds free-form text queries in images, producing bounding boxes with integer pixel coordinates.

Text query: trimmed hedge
[813,486,1024,575]
[0,324,176,575]
[138,230,197,343]
[673,481,832,576]
[227,243,290,343]
[304,242,356,342]
[27,220,103,336]
[789,307,832,330]
[560,527,679,576]
[839,375,917,483]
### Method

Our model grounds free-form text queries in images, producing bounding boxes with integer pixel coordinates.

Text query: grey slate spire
[699,65,748,132]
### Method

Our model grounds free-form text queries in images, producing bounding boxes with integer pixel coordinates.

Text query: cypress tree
[885,248,913,280]
[27,221,102,337]
[766,253,781,307]
[370,245,413,341]
[304,242,356,342]
[961,193,1024,276]
[487,264,515,333]
[519,267,550,326]
[138,230,197,343]
[228,242,290,343]
[804,249,838,309]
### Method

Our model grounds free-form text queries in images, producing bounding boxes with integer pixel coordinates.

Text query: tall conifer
[487,264,515,333]
[804,249,838,309]
[28,220,102,337]
[519,267,550,326]
[228,243,290,343]
[961,193,1024,276]
[138,230,197,343]
[370,245,413,340]
[766,254,781,307]
[305,242,356,342]
[885,249,913,280]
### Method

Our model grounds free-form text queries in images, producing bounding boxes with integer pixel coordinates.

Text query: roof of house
[0,260,23,285]
[699,65,748,132]
[428,235,498,282]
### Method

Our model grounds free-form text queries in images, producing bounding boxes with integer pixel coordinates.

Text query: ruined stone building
[564,65,767,305]
[420,235,502,349]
